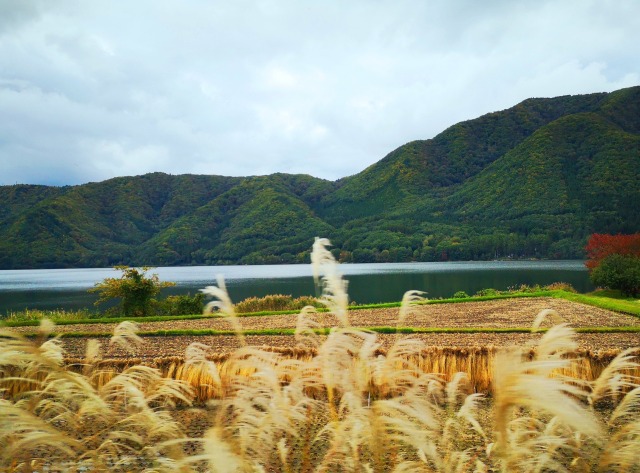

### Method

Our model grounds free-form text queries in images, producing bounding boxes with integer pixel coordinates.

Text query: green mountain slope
[0,174,240,267]
[136,175,336,265]
[0,86,638,268]
[317,90,608,223]
[449,91,640,232]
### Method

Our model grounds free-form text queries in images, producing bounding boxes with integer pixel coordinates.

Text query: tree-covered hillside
[1,86,638,268]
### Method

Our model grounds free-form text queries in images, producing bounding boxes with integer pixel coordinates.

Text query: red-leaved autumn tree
[585,233,640,270]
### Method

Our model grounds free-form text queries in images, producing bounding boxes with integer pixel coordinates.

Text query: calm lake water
[0,261,592,315]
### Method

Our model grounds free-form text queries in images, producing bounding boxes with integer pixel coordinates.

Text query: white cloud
[0,0,638,185]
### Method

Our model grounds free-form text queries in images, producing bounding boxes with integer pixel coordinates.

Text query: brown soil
[12,297,640,337]
[59,332,640,360]
[32,297,638,360]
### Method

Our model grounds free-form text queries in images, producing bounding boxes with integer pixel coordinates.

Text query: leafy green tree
[589,254,640,297]
[89,266,175,316]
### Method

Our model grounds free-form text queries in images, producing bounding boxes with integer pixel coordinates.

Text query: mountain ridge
[1,86,638,268]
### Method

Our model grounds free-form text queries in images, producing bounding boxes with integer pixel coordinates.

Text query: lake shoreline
[0,260,592,314]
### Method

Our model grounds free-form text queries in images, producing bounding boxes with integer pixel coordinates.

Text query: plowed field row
[36,297,639,359]
[60,332,640,360]
[13,297,640,336]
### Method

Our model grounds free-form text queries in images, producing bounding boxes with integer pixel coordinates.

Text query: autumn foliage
[585,233,640,270]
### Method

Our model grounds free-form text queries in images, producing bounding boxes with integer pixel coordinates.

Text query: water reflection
[0,261,592,314]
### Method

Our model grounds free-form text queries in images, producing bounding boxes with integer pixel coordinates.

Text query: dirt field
[58,332,640,360]
[13,297,640,337]
[28,297,637,359]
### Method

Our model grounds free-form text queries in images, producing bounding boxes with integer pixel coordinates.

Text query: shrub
[156,293,205,316]
[474,288,500,297]
[3,308,96,323]
[590,254,640,297]
[544,281,577,293]
[452,290,470,299]
[510,283,542,293]
[235,294,322,313]
[89,266,176,317]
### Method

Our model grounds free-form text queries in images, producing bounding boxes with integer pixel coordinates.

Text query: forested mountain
[1,86,638,269]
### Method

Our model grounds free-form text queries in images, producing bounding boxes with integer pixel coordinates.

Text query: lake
[0,261,592,315]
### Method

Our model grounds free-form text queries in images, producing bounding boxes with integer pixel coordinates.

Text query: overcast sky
[1,0,638,186]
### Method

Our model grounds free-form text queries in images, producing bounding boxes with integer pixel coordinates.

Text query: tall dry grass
[235,294,322,313]
[0,237,639,471]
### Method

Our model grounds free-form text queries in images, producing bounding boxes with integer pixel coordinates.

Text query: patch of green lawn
[550,291,640,318]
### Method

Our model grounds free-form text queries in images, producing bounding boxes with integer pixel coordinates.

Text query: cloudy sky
[1,0,638,186]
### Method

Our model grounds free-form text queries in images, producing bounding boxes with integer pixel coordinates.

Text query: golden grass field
[2,240,640,471]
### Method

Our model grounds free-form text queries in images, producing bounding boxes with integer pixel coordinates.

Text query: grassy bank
[31,324,640,339]
[551,290,640,317]
[1,289,579,327]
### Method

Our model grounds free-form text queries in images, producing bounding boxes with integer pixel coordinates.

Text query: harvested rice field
[13,296,640,336]
[40,297,639,358]
[60,332,640,359]
[4,292,640,470]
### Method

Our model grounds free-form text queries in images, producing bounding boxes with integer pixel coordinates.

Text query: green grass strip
[1,313,222,328]
[40,324,640,339]
[550,291,640,317]
[422,291,556,305]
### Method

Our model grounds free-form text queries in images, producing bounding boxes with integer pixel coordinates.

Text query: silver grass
[311,237,350,327]
[39,338,65,365]
[492,324,603,471]
[589,347,639,405]
[185,341,211,362]
[38,317,56,336]
[311,237,334,286]
[216,346,309,466]
[446,372,470,409]
[373,393,441,449]
[315,391,374,472]
[316,328,378,412]
[277,438,290,473]
[599,419,640,472]
[493,351,601,444]
[202,275,235,317]
[600,386,640,471]
[456,393,486,440]
[372,336,437,396]
[0,399,82,464]
[0,328,61,370]
[531,309,564,332]
[609,385,640,424]
[1,325,192,470]
[85,339,102,363]
[398,290,427,327]
[496,416,577,473]
[391,461,433,472]
[535,323,578,360]
[201,275,246,346]
[473,460,488,473]
[110,320,144,354]
[185,341,222,390]
[294,305,322,349]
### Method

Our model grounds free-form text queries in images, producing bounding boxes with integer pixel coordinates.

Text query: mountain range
[1,86,639,269]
